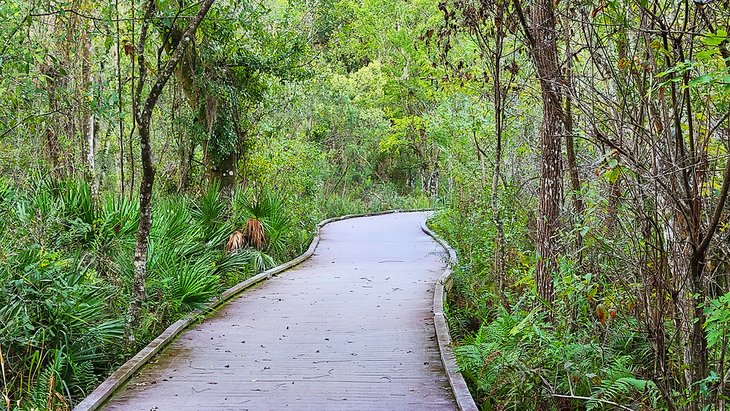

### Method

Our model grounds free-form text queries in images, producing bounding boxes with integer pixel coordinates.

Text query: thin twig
[552,393,635,411]
[0,346,9,411]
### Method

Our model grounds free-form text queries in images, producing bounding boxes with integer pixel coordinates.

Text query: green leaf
[704,29,727,47]
[605,167,621,184]
[695,50,716,61]
[688,74,712,87]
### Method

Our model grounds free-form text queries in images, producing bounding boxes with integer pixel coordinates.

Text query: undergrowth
[0,175,429,409]
[429,208,664,410]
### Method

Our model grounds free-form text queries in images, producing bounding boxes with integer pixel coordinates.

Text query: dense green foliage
[0,175,425,408]
[427,0,730,409]
[2,0,730,409]
[0,2,433,408]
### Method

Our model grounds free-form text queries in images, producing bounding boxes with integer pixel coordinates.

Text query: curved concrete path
[102,212,457,410]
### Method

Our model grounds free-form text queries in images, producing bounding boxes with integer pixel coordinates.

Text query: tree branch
[551,393,635,411]
[141,0,216,122]
[512,0,535,47]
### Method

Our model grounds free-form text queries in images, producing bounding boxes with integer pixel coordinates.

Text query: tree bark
[492,0,507,300]
[125,0,218,344]
[80,22,93,182]
[41,62,63,177]
[116,0,125,198]
[218,152,237,196]
[519,0,564,309]
[563,17,582,218]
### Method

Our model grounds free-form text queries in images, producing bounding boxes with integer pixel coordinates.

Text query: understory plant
[0,178,282,408]
[432,207,664,410]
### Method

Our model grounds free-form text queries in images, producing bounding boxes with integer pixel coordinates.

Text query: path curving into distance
[101,212,458,410]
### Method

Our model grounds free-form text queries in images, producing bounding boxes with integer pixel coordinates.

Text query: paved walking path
[102,212,457,410]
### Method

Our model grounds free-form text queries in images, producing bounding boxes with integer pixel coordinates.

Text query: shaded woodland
[1,0,730,409]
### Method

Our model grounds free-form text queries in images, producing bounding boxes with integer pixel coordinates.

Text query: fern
[69,360,97,398]
[454,308,542,409]
[27,350,70,410]
[588,376,661,410]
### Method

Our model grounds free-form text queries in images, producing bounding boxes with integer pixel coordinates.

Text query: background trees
[432,0,730,409]
[2,0,730,409]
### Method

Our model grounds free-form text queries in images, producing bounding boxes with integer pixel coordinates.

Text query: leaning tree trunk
[128,121,154,344]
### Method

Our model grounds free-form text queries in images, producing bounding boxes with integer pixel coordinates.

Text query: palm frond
[191,182,227,239]
[166,260,220,313]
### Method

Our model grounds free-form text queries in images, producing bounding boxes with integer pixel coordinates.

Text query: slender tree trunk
[492,0,507,300]
[428,164,439,198]
[563,21,585,266]
[41,63,63,177]
[128,3,136,201]
[80,25,92,181]
[563,18,582,218]
[125,0,218,343]
[127,119,154,344]
[90,54,104,196]
[88,110,96,185]
[116,0,125,198]
[471,125,487,186]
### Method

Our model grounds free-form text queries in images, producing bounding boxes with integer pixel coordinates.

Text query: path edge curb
[73,208,430,411]
[421,221,479,411]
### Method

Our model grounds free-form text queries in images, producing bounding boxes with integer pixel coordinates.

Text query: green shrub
[0,247,123,408]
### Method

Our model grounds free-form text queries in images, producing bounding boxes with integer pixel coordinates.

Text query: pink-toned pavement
[102,212,457,410]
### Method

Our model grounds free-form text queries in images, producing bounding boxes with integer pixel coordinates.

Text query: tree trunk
[470,122,487,187]
[218,152,237,196]
[116,0,125,198]
[41,62,63,177]
[428,164,439,198]
[563,17,582,218]
[90,54,104,196]
[127,120,154,344]
[128,2,137,201]
[80,25,93,182]
[492,0,507,301]
[528,0,564,309]
[125,0,218,343]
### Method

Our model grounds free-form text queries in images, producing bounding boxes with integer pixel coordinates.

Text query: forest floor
[99,212,457,410]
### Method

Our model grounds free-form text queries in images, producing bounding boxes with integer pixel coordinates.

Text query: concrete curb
[421,222,479,411]
[74,209,431,411]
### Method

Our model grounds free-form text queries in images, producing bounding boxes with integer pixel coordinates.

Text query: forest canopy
[1,0,730,409]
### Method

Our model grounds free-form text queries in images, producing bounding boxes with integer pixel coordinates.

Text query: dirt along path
[102,211,458,410]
